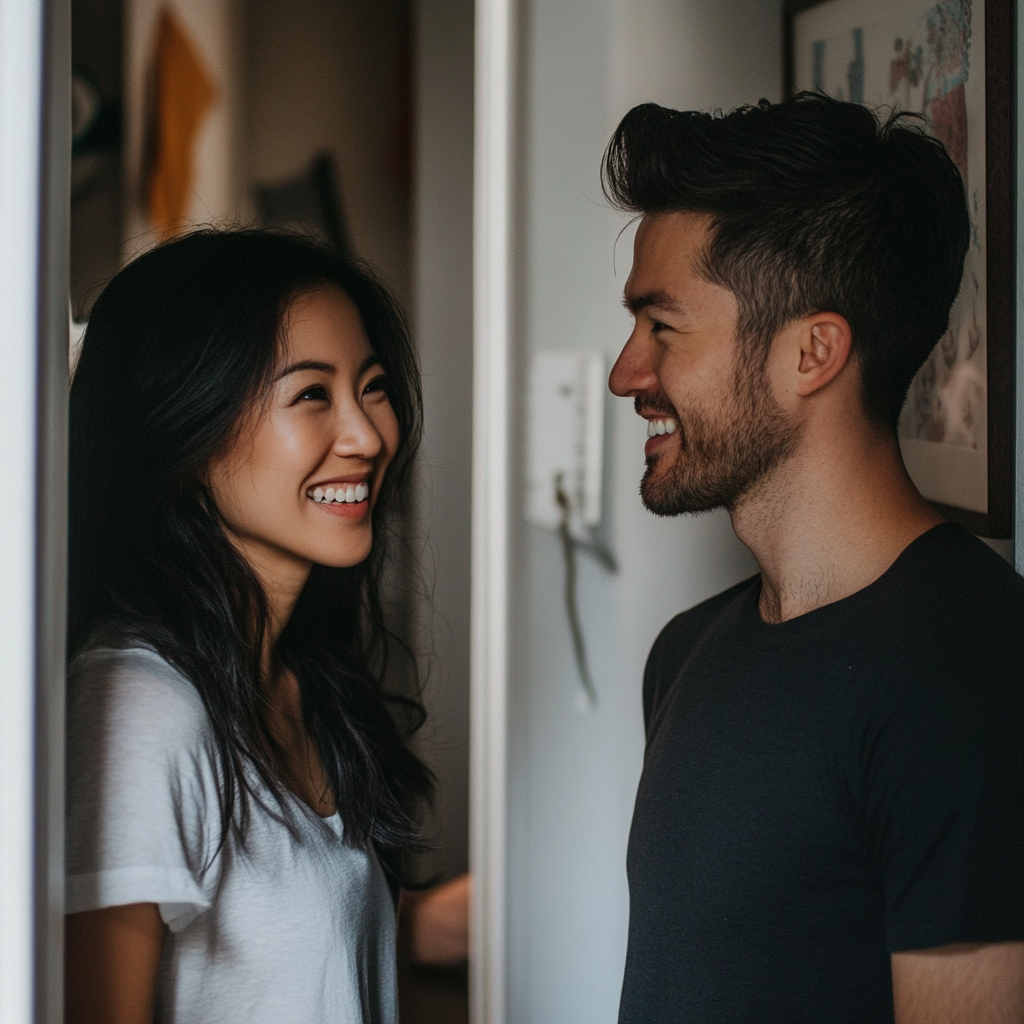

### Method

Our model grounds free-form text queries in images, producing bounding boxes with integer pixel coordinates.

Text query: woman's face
[206,285,400,590]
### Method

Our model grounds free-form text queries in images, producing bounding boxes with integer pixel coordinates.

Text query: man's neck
[730,427,943,624]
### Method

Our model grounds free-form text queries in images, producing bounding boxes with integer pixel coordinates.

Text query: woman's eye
[296,384,329,402]
[363,375,388,397]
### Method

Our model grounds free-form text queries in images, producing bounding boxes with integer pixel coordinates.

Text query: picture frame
[784,0,1015,538]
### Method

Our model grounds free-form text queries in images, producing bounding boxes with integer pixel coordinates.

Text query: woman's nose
[332,402,384,459]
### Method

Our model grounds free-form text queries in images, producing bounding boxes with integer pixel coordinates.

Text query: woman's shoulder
[68,645,213,751]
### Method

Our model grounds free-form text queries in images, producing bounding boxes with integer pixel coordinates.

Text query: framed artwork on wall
[784,0,1015,538]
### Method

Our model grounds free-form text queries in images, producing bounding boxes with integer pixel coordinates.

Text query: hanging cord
[554,475,598,707]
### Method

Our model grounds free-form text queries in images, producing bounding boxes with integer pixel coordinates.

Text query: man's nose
[608,329,656,398]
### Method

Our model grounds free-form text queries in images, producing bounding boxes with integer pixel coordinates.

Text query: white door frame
[470,0,514,1020]
[0,0,69,1021]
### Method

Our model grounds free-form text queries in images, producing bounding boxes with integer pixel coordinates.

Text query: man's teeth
[310,483,370,504]
[646,418,678,438]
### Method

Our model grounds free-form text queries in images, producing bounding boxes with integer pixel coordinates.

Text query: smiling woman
[205,286,400,597]
[64,230,432,1024]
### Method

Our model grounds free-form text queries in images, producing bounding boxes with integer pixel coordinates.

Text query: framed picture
[785,0,1014,538]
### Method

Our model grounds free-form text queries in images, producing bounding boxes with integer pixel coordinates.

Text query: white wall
[506,2,781,1021]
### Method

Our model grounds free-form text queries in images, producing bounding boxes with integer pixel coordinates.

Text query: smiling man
[606,95,1024,1024]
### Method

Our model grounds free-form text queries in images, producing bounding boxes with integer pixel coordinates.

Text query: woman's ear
[793,313,853,397]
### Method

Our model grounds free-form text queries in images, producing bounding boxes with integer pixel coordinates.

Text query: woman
[65,230,433,1024]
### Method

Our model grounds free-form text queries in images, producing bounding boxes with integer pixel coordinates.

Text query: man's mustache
[634,393,679,420]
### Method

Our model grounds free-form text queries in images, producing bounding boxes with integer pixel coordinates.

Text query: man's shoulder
[867,524,1023,694]
[643,575,759,725]
[654,574,760,655]
[882,524,1023,637]
[904,521,1020,583]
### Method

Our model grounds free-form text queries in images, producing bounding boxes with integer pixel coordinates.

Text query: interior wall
[411,0,474,883]
[506,2,781,1021]
[244,0,412,305]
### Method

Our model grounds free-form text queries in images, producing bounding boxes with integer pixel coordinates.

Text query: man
[606,94,1024,1024]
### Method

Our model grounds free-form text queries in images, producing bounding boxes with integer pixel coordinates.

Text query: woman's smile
[309,481,371,505]
[308,477,372,518]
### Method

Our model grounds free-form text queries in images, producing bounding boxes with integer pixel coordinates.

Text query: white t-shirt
[66,646,398,1024]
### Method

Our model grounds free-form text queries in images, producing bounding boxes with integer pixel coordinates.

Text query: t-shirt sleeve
[863,638,1024,952]
[66,648,222,932]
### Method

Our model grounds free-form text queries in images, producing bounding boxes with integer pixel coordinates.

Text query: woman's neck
[219,527,313,685]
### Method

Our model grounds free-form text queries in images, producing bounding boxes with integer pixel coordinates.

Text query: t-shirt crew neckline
[287,791,344,831]
[742,522,957,643]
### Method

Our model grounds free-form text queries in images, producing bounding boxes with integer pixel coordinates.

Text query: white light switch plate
[525,350,605,533]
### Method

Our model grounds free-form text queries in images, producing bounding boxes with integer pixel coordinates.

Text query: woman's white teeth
[310,483,370,504]
[646,418,678,437]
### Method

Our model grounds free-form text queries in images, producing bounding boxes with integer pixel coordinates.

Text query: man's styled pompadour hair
[603,93,971,430]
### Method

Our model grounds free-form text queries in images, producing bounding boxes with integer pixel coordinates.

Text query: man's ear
[793,313,853,397]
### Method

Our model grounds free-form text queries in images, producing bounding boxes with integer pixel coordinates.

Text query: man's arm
[892,942,1024,1024]
[65,903,166,1024]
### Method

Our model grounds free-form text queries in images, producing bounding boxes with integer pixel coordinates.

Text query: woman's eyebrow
[274,359,336,381]
[360,354,385,375]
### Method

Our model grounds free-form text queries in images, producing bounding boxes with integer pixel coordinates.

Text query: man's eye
[297,384,329,402]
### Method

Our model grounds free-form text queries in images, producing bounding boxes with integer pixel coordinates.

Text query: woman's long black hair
[68,229,433,884]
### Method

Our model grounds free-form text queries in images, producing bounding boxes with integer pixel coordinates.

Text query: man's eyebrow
[622,290,687,316]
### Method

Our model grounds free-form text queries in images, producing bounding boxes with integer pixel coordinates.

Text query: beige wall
[243,0,412,304]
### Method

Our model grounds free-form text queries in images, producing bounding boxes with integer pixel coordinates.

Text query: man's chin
[639,467,724,518]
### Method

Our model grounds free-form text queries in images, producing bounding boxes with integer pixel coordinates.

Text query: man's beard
[639,361,800,516]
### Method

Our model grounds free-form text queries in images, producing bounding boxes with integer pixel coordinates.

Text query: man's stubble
[640,353,801,517]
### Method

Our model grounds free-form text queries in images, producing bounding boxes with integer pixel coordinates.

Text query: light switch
[525,350,605,534]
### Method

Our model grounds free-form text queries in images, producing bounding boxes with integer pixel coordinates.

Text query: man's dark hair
[603,92,971,430]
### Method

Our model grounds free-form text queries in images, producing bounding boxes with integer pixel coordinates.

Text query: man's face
[609,212,799,515]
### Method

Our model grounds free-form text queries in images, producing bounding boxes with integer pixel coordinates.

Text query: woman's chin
[314,537,374,569]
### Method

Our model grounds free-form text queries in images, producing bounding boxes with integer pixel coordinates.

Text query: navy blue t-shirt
[619,524,1024,1024]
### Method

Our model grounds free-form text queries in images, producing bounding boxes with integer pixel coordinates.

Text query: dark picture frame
[784,0,1015,538]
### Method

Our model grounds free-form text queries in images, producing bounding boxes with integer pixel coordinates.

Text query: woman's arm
[399,874,471,968]
[65,903,166,1024]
